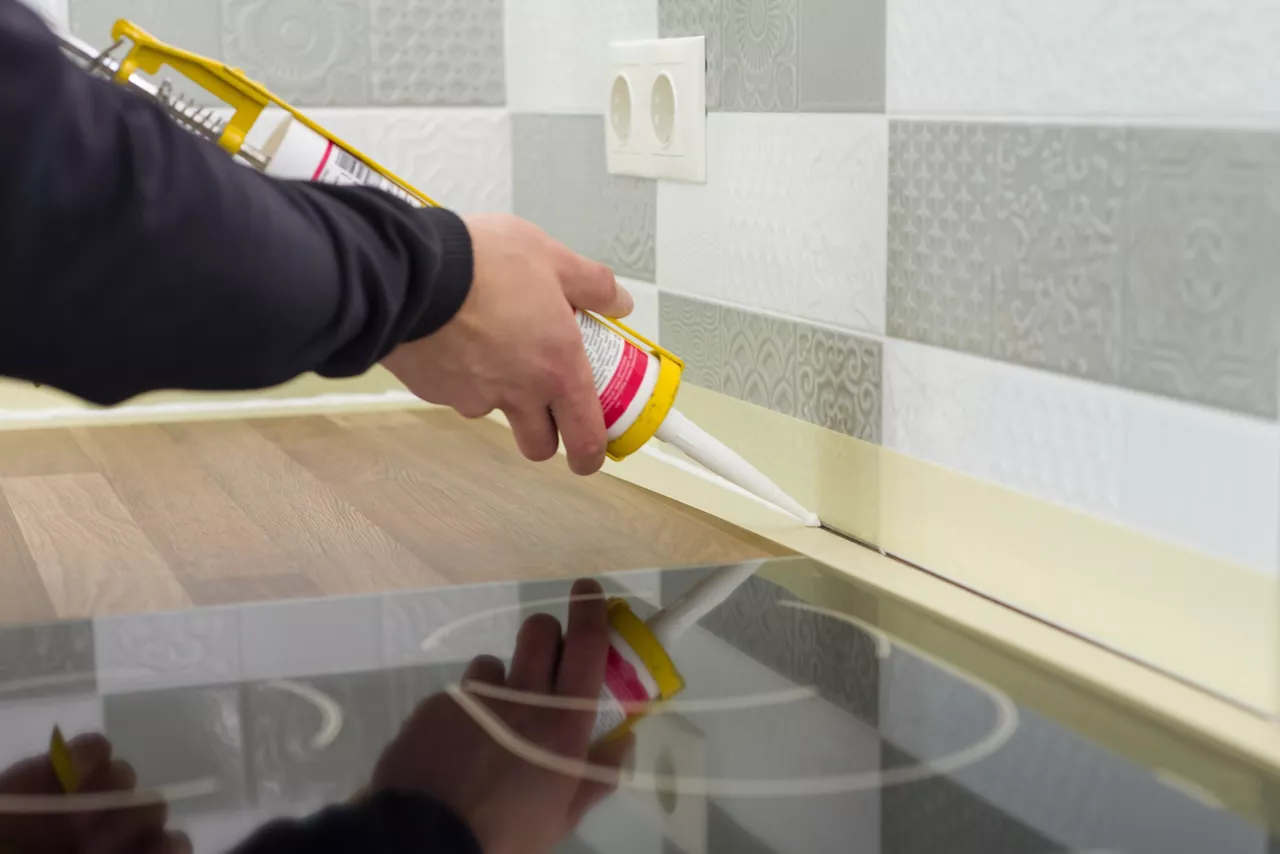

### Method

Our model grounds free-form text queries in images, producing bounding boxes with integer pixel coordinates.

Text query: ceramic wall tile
[247,671,394,807]
[220,0,370,106]
[885,0,1003,114]
[659,292,722,391]
[620,278,660,344]
[368,0,504,106]
[996,0,1134,116]
[799,0,885,112]
[302,109,512,214]
[513,115,656,281]
[721,0,799,112]
[721,308,798,417]
[659,114,888,334]
[240,595,382,681]
[658,0,723,110]
[18,0,68,29]
[104,686,247,815]
[381,584,521,667]
[888,121,998,355]
[0,695,104,770]
[0,622,95,700]
[992,126,1127,384]
[506,0,657,114]
[1122,129,1280,419]
[1133,0,1280,121]
[94,609,240,694]
[795,327,883,443]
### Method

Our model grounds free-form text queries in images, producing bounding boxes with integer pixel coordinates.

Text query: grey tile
[0,622,94,700]
[795,326,883,442]
[659,0,724,111]
[369,0,504,106]
[799,0,885,112]
[992,126,1127,384]
[721,306,798,416]
[721,0,799,111]
[70,0,223,104]
[104,686,247,815]
[513,115,657,281]
[888,122,998,356]
[1122,129,1280,418]
[659,293,722,391]
[94,609,240,695]
[220,0,370,106]
[247,671,394,806]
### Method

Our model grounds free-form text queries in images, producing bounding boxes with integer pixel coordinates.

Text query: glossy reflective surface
[0,557,1276,854]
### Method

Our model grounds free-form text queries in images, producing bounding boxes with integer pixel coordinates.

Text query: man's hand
[0,733,187,854]
[382,215,634,476]
[371,579,632,854]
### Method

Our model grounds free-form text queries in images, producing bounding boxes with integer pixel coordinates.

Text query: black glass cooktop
[0,557,1275,853]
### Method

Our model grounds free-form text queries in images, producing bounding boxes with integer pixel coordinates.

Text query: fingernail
[617,286,635,316]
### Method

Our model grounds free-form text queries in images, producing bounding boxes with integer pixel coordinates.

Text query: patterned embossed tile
[369,0,504,106]
[220,0,370,106]
[885,0,1003,114]
[95,609,240,694]
[720,307,798,417]
[659,0,724,110]
[659,293,723,391]
[888,121,998,357]
[0,622,95,700]
[721,0,799,112]
[513,115,657,281]
[304,109,512,214]
[1122,128,1280,418]
[105,686,248,815]
[247,671,394,806]
[381,584,521,668]
[992,125,1127,383]
[795,327,882,442]
[799,0,885,112]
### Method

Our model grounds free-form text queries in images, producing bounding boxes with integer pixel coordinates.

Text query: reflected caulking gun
[54,19,820,529]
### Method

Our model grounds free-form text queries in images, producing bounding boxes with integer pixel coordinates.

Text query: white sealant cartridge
[590,562,762,744]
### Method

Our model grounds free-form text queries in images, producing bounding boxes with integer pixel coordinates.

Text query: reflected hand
[0,733,187,854]
[382,214,634,476]
[371,579,633,854]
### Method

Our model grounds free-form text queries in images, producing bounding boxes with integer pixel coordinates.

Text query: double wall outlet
[605,37,706,184]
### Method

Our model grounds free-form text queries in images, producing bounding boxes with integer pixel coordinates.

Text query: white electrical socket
[605,37,706,184]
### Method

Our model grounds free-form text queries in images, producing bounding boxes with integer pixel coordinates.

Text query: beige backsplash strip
[656,385,1280,718]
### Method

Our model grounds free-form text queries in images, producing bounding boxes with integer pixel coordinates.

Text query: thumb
[558,253,634,318]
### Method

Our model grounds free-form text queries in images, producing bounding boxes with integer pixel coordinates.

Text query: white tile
[303,109,513,214]
[506,0,658,114]
[886,0,1004,114]
[884,340,1280,574]
[94,609,241,694]
[1121,396,1279,574]
[1132,0,1280,121]
[0,695,104,770]
[382,583,521,666]
[18,0,68,29]
[658,114,887,334]
[619,278,659,343]
[996,0,1134,116]
[241,595,382,681]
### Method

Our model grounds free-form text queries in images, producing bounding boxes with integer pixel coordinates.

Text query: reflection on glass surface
[0,557,1275,853]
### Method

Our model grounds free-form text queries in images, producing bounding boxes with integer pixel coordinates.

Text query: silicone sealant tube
[590,562,762,744]
[259,115,421,207]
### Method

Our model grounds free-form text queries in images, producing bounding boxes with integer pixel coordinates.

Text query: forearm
[0,0,472,405]
[232,792,482,854]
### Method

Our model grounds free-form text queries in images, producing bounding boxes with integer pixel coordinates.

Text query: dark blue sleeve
[0,0,473,405]
[232,792,483,854]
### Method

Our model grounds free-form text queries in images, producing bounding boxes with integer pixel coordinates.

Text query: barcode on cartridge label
[325,147,423,208]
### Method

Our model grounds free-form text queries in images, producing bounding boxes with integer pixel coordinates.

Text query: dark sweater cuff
[405,207,474,342]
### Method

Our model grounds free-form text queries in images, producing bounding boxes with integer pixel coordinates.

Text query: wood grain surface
[0,411,788,621]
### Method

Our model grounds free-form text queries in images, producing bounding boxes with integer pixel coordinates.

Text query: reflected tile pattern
[0,622,95,700]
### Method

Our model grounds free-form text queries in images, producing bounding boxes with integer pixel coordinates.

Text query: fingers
[568,732,636,825]
[557,252,632,318]
[549,354,608,476]
[505,406,559,463]
[508,614,562,694]
[463,654,507,688]
[66,733,113,784]
[89,800,170,854]
[554,580,610,703]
